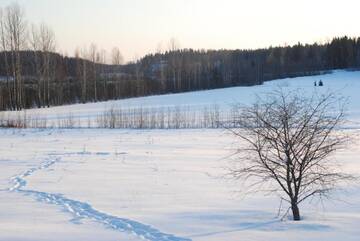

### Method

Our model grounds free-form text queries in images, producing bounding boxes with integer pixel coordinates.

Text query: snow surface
[1,70,360,240]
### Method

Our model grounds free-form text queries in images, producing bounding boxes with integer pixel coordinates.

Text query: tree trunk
[291,202,301,221]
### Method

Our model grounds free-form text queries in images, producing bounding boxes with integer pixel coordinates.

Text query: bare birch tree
[168,38,180,91]
[168,37,180,52]
[99,48,107,100]
[111,47,123,65]
[4,3,27,110]
[89,43,98,101]
[30,23,56,107]
[80,46,88,103]
[39,23,55,107]
[229,89,353,221]
[111,47,124,98]
[0,8,13,109]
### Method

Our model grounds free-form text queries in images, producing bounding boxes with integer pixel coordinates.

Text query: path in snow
[8,156,190,241]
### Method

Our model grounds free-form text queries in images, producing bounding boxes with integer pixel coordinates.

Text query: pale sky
[1,0,359,62]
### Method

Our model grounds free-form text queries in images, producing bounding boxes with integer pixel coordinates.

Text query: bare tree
[30,23,56,107]
[0,7,13,109]
[89,43,98,101]
[110,47,122,98]
[39,23,55,107]
[29,23,41,106]
[111,47,123,65]
[155,41,166,91]
[168,37,180,52]
[167,37,181,91]
[228,89,353,221]
[99,48,107,100]
[80,46,88,103]
[4,3,27,110]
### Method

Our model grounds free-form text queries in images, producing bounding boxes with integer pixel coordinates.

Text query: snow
[1,70,360,240]
[8,155,190,241]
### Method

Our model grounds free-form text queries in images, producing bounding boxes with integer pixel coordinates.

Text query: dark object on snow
[319,80,323,86]
[314,81,317,86]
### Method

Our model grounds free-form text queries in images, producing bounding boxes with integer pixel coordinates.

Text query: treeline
[1,3,360,111]
[135,37,360,94]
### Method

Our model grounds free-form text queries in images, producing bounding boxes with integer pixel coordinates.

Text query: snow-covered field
[1,70,360,241]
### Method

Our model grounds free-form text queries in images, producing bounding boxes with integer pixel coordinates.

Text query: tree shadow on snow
[173,210,331,238]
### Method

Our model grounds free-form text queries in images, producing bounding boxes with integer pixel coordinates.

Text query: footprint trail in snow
[9,157,191,241]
